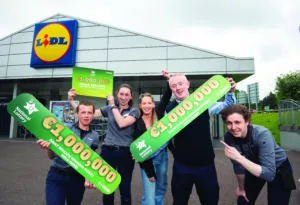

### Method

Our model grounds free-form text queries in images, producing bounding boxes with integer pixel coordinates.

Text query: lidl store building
[0,14,254,140]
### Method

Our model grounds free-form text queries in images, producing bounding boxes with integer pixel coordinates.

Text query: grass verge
[251,112,280,145]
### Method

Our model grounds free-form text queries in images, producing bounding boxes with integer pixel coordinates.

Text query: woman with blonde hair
[133,70,172,205]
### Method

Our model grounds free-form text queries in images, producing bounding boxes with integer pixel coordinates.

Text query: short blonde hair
[170,73,187,79]
[169,73,188,85]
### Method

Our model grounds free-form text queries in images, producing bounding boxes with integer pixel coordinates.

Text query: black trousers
[171,160,219,205]
[100,145,135,205]
[238,160,293,205]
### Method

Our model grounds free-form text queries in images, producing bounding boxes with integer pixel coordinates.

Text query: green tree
[260,92,278,110]
[276,71,300,101]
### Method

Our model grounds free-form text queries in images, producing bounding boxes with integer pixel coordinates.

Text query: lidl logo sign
[30,20,78,68]
[34,24,71,62]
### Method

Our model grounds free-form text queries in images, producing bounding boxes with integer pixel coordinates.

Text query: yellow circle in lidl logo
[34,23,71,62]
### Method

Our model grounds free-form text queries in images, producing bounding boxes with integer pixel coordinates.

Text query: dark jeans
[46,167,85,205]
[237,161,293,205]
[100,145,135,205]
[171,160,220,205]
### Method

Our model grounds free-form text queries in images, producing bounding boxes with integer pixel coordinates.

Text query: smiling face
[139,95,155,116]
[225,113,249,138]
[77,104,94,128]
[117,87,132,106]
[169,75,190,101]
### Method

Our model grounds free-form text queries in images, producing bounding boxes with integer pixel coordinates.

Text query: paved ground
[0,139,299,205]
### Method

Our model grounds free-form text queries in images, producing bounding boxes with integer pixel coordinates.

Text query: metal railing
[90,117,108,143]
[278,99,300,126]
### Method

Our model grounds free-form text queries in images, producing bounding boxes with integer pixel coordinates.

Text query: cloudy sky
[1,0,299,99]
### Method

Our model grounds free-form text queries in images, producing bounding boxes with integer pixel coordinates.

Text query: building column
[9,83,19,139]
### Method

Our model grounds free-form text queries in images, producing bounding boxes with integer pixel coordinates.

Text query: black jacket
[132,83,172,178]
[166,101,215,166]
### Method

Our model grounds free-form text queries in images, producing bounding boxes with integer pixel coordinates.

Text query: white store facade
[0,14,255,140]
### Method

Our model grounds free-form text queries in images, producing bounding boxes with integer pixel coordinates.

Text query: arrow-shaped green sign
[130,75,231,162]
[7,93,121,194]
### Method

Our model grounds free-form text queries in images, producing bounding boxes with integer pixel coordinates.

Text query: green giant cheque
[72,66,114,98]
[7,93,121,194]
[130,75,231,162]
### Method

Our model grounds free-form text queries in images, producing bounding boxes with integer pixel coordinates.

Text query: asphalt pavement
[0,140,299,205]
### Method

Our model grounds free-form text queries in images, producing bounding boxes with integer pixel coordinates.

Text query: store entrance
[0,96,12,138]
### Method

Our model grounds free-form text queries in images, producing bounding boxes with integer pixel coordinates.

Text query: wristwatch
[110,105,118,110]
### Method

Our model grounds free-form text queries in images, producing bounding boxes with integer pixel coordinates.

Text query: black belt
[50,166,81,176]
[104,145,129,151]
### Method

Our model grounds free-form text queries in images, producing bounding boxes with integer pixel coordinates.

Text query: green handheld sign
[7,93,121,194]
[72,66,114,98]
[130,75,231,162]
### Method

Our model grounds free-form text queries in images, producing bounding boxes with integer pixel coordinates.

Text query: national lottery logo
[24,101,39,115]
[33,23,71,63]
[136,140,147,151]
[90,70,96,76]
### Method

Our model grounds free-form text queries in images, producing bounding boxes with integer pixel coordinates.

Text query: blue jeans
[100,145,135,205]
[45,168,85,205]
[141,148,168,205]
[171,160,219,205]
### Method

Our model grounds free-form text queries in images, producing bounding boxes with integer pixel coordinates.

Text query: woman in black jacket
[133,70,172,205]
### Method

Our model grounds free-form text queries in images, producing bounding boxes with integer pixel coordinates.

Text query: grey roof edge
[63,13,254,61]
[0,13,254,61]
[0,13,64,42]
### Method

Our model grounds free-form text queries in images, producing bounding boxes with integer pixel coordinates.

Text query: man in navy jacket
[167,74,236,205]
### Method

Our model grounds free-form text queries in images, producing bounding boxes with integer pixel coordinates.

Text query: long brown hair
[116,84,134,107]
[139,92,158,127]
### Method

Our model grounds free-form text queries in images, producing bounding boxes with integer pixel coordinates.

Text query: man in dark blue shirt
[221,104,295,205]
[37,101,99,205]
